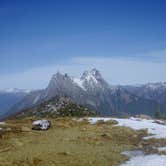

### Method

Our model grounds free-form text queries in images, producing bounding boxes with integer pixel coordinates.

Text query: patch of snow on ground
[158,147,166,152]
[120,154,166,166]
[88,117,112,124]
[88,117,166,166]
[88,117,166,139]
[0,122,5,131]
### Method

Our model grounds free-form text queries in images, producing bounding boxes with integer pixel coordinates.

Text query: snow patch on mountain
[81,71,98,84]
[71,68,105,90]
[72,78,86,90]
[144,82,166,90]
[33,95,40,104]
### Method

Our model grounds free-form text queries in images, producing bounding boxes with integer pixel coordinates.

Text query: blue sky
[0,0,166,89]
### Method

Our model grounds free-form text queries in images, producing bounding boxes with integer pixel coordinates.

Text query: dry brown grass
[0,118,156,166]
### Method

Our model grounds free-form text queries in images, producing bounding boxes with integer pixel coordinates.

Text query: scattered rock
[157,147,166,152]
[135,114,152,120]
[81,127,87,131]
[95,141,103,146]
[32,157,42,165]
[6,128,12,132]
[153,120,166,125]
[0,147,11,153]
[0,127,12,132]
[96,119,118,125]
[144,145,158,154]
[121,150,145,158]
[132,134,137,138]
[58,152,71,156]
[101,133,111,139]
[138,143,143,148]
[0,122,5,125]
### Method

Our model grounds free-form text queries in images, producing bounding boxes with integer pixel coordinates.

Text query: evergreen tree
[155,106,161,119]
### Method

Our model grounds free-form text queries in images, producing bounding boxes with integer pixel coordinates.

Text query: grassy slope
[0,118,149,166]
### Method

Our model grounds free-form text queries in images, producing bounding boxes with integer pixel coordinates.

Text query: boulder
[32,120,51,130]
[153,120,166,125]
[135,114,152,120]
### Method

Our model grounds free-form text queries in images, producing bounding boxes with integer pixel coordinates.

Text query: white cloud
[133,48,166,62]
[72,56,166,85]
[0,49,166,89]
[0,63,88,89]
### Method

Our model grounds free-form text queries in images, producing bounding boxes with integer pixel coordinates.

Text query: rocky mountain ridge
[0,90,29,118]
[14,96,95,119]
[1,69,166,119]
[122,82,166,105]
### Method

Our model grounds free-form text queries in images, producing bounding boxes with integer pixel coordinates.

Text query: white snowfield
[120,154,166,166]
[88,117,166,139]
[0,122,6,130]
[0,122,5,131]
[158,147,166,152]
[87,117,166,166]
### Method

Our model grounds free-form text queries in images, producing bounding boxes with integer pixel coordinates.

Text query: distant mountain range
[121,82,166,105]
[0,89,29,118]
[1,69,166,119]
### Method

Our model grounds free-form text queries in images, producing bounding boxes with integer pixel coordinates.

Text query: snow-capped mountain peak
[76,69,108,91]
[52,71,66,79]
[49,69,108,92]
[81,68,102,82]
[144,82,166,90]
